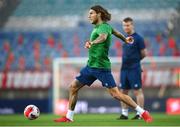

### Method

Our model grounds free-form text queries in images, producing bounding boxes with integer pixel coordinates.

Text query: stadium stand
[0,0,179,71]
[0,21,179,71]
[13,0,179,16]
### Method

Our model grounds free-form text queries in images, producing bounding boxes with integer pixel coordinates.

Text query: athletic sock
[136,111,140,116]
[135,106,145,115]
[66,109,74,121]
[121,108,128,117]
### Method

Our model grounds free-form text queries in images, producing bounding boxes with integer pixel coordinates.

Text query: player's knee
[109,90,122,100]
[69,81,79,93]
[134,89,143,96]
[122,89,128,95]
[112,93,121,99]
[69,84,76,93]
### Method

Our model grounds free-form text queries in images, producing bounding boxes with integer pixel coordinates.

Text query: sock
[136,111,140,116]
[121,108,128,117]
[135,106,145,115]
[66,109,74,121]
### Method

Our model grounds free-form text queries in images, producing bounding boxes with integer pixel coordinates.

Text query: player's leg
[54,66,96,122]
[107,87,152,122]
[132,88,144,119]
[54,79,84,122]
[118,69,131,119]
[96,69,138,108]
[96,70,152,123]
[66,79,84,120]
[118,89,129,119]
[108,87,138,108]
[134,89,144,109]
[96,70,140,110]
[68,80,84,109]
[128,68,144,119]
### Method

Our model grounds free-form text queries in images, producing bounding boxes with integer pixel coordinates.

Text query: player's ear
[132,23,134,29]
[131,21,134,26]
[97,12,101,18]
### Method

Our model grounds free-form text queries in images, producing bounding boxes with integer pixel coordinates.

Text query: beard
[91,17,98,25]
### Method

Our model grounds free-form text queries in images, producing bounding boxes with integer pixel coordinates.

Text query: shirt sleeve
[97,24,111,35]
[138,37,146,50]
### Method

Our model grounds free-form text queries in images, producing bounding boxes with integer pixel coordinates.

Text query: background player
[117,17,147,120]
[54,5,152,123]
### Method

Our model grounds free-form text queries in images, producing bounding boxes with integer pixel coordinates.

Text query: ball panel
[30,113,38,119]
[24,106,33,117]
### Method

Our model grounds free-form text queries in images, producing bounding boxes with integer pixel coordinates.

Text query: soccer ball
[24,105,40,120]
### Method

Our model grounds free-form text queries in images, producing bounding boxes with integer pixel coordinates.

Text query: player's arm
[90,33,108,44]
[140,48,147,60]
[112,28,126,42]
[112,28,133,43]
[85,33,107,48]
[138,37,147,60]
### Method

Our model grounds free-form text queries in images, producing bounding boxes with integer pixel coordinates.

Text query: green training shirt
[87,22,112,69]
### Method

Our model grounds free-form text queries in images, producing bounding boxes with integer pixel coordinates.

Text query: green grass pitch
[0,113,179,126]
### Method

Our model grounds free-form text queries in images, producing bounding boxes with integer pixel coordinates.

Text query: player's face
[88,9,99,24]
[122,21,134,34]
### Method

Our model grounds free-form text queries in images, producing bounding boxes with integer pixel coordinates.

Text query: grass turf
[0,113,179,126]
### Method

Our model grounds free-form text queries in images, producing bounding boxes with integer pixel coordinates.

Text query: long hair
[90,5,111,22]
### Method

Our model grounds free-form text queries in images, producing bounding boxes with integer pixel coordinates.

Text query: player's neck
[95,19,103,26]
[127,30,135,35]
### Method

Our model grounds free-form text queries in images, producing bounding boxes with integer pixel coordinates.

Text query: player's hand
[84,41,91,49]
[126,36,134,44]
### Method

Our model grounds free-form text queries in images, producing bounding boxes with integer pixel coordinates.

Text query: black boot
[131,114,142,120]
[117,114,128,120]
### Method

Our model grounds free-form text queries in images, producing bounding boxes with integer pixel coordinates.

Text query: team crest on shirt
[128,40,134,44]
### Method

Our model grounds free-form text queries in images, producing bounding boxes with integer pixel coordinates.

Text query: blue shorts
[76,66,116,88]
[119,68,142,90]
